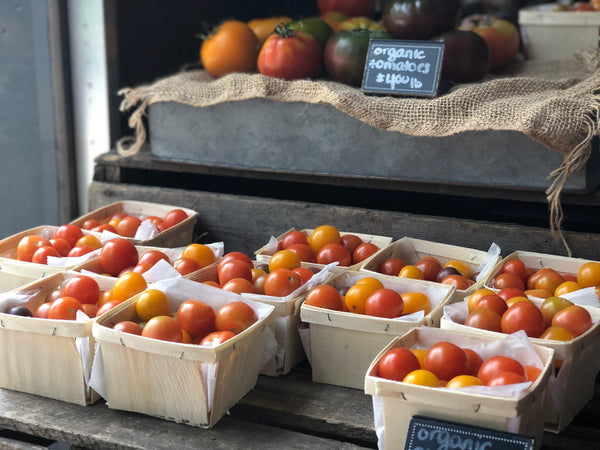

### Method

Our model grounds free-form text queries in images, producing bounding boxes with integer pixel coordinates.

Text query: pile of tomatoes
[199,0,520,86]
[305,275,432,319]
[270,225,380,267]
[375,341,541,389]
[79,208,189,239]
[374,254,477,290]
[111,290,258,345]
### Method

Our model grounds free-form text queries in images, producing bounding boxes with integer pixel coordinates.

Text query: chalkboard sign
[361,39,444,97]
[405,416,535,450]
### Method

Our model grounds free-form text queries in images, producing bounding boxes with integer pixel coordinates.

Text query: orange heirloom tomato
[200,20,259,78]
[248,16,292,44]
[258,23,323,81]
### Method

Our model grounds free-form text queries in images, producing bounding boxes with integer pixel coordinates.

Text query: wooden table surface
[1,360,599,449]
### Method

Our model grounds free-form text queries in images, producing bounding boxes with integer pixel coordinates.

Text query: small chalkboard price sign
[361,39,444,97]
[405,416,535,450]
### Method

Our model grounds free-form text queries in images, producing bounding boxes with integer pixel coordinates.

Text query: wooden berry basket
[0,271,116,405]
[70,200,198,247]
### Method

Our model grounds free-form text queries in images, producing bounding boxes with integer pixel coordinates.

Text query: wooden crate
[364,327,554,450]
[70,200,198,247]
[0,271,116,405]
[92,277,275,428]
[300,271,455,389]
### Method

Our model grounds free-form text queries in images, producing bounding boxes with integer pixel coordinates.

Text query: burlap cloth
[118,52,600,255]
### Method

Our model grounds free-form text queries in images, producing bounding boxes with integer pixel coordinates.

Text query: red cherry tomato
[280,230,309,249]
[317,243,352,266]
[99,238,139,276]
[477,355,526,385]
[352,242,379,265]
[215,301,258,334]
[304,285,344,311]
[177,299,216,339]
[31,246,60,264]
[47,296,83,321]
[263,268,303,297]
[162,209,188,229]
[376,348,421,382]
[378,257,406,276]
[54,224,84,247]
[424,341,470,382]
[62,275,100,305]
[340,234,363,255]
[364,288,404,318]
[500,301,545,337]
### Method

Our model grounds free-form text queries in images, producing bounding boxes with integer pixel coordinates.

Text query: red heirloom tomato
[382,0,462,40]
[200,20,259,78]
[100,238,139,276]
[317,0,376,17]
[324,29,392,87]
[432,30,490,84]
[258,23,322,80]
[459,14,520,71]
[376,348,421,382]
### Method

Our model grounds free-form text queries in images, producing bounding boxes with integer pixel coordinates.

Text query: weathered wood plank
[89,181,600,260]
[0,389,370,450]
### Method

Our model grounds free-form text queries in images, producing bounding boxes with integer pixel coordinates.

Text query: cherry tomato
[398,265,424,280]
[96,300,123,317]
[304,285,344,311]
[34,302,51,318]
[264,268,303,297]
[444,260,473,280]
[81,219,101,230]
[435,266,460,283]
[31,246,60,265]
[68,245,95,258]
[218,259,253,285]
[100,238,139,276]
[269,249,301,272]
[181,244,216,269]
[177,299,216,339]
[477,355,526,386]
[201,20,259,78]
[577,261,600,288]
[198,330,236,346]
[17,235,52,262]
[415,256,442,282]
[91,224,117,234]
[424,341,470,382]
[446,375,483,388]
[344,282,380,314]
[173,257,201,275]
[135,289,170,322]
[279,230,309,249]
[113,320,143,335]
[286,243,317,263]
[524,365,542,382]
[463,348,483,376]
[378,257,407,276]
[376,348,421,382]
[554,280,581,297]
[215,301,258,334]
[112,272,148,302]
[317,243,352,266]
[441,274,470,290]
[365,288,404,318]
[539,296,573,328]
[400,292,431,315]
[467,288,496,313]
[54,224,83,247]
[539,325,573,342]
[499,259,528,285]
[217,252,254,272]
[476,294,508,316]
[496,287,526,303]
[221,278,256,294]
[534,269,565,294]
[464,308,502,332]
[47,296,83,321]
[308,225,341,254]
[352,242,379,265]
[501,301,545,337]
[340,234,363,256]
[116,216,142,238]
[292,267,314,284]
[493,272,525,290]
[551,305,593,338]
[258,23,322,80]
[402,369,441,387]
[487,371,526,387]
[62,275,100,305]
[138,250,171,267]
[75,235,102,250]
[251,268,268,295]
[142,315,183,343]
[50,238,72,257]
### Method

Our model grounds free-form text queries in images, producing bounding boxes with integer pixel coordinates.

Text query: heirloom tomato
[464,308,502,332]
[400,292,431,315]
[317,243,352,266]
[200,20,259,78]
[352,242,379,265]
[116,216,141,238]
[288,17,333,50]
[286,243,317,263]
[280,230,309,249]
[324,29,392,87]
[317,0,376,17]
[173,257,201,276]
[181,243,215,268]
[269,249,301,272]
[415,256,442,282]
[340,234,363,255]
[432,30,490,83]
[382,0,462,40]
[248,16,292,44]
[320,11,347,33]
[577,261,600,288]
[459,14,520,71]
[54,224,84,247]
[199,330,236,346]
[257,23,322,80]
